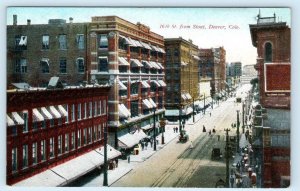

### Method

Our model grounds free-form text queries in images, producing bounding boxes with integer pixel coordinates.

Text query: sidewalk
[83,124,179,186]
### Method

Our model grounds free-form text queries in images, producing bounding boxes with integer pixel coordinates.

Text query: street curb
[108,168,133,187]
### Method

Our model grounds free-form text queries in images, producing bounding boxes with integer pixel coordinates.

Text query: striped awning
[118,57,130,66]
[151,80,161,87]
[119,104,131,118]
[7,114,15,126]
[158,80,167,87]
[156,62,164,69]
[140,41,152,50]
[12,112,24,125]
[142,60,153,68]
[181,93,188,100]
[149,61,160,69]
[58,105,68,117]
[33,108,44,122]
[41,107,53,119]
[118,80,127,90]
[119,35,134,46]
[142,99,153,109]
[50,106,61,118]
[141,81,150,88]
[130,59,143,67]
[148,98,157,108]
[185,93,192,100]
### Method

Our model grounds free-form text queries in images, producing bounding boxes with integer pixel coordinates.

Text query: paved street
[111,96,243,187]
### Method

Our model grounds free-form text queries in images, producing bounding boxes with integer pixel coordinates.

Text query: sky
[6,7,291,67]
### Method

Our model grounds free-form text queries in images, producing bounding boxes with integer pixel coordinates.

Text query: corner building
[88,16,166,148]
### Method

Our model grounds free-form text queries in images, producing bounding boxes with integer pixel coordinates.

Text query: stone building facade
[249,12,291,188]
[164,38,199,121]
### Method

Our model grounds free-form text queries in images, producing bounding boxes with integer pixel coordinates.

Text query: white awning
[130,59,143,67]
[118,130,147,149]
[98,144,122,160]
[185,93,192,100]
[118,57,130,66]
[156,62,164,69]
[41,58,49,66]
[12,112,24,125]
[181,93,188,100]
[158,47,166,53]
[7,115,15,126]
[165,109,180,116]
[181,61,187,66]
[151,80,161,87]
[141,124,152,130]
[142,60,153,68]
[58,105,68,117]
[150,45,160,52]
[158,80,167,87]
[186,107,193,115]
[119,35,134,46]
[140,41,152,50]
[141,80,150,88]
[192,55,200,60]
[49,106,61,118]
[131,39,143,47]
[143,99,153,109]
[119,104,130,118]
[19,36,27,46]
[33,108,45,122]
[41,107,53,119]
[148,98,157,108]
[149,61,160,69]
[118,80,127,90]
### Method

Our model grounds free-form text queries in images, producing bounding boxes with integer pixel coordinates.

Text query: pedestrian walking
[203,125,206,132]
[115,158,118,168]
[141,142,144,150]
[150,139,153,148]
[173,127,176,133]
[218,135,220,141]
[210,112,211,117]
[145,141,148,150]
[209,130,211,136]
[230,175,235,188]
[175,127,178,133]
[190,141,194,149]
[127,155,130,163]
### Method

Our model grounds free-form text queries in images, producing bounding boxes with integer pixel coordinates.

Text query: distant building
[6,82,111,185]
[241,65,257,85]
[226,62,242,89]
[249,12,290,188]
[164,38,199,121]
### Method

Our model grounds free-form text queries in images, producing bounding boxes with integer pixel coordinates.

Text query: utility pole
[242,102,245,133]
[224,128,230,188]
[204,94,206,114]
[153,108,156,151]
[103,121,108,186]
[192,97,195,123]
[236,110,240,153]
[179,105,182,132]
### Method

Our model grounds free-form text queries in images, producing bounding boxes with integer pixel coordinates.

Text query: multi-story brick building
[7,16,89,87]
[164,38,199,122]
[88,16,166,147]
[6,82,110,185]
[249,12,290,188]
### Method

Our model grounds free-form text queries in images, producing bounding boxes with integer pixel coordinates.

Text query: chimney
[13,15,17,25]
[69,17,73,23]
[27,19,31,25]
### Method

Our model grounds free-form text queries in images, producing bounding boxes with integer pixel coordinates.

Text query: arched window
[264,42,272,62]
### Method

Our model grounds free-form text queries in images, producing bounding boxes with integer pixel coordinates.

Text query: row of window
[15,34,85,50]
[15,57,85,74]
[9,101,106,136]
[11,124,103,172]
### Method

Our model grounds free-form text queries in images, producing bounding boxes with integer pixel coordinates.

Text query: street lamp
[103,118,108,186]
[153,107,157,151]
[224,128,231,188]
[159,118,166,144]
[179,104,182,132]
[236,110,240,153]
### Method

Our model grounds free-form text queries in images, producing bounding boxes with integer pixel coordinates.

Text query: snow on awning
[142,60,153,68]
[158,47,166,54]
[186,107,193,115]
[7,115,15,126]
[118,57,130,66]
[130,38,143,47]
[41,107,53,119]
[49,106,61,118]
[118,80,127,90]
[181,61,187,66]
[165,109,180,116]
[98,144,122,160]
[58,105,68,117]
[192,55,200,60]
[118,130,147,149]
[141,80,150,88]
[151,80,161,87]
[119,104,130,118]
[158,80,166,87]
[148,98,157,108]
[130,59,143,67]
[12,112,24,125]
[140,41,152,50]
[33,108,44,122]
[181,93,188,100]
[142,99,153,109]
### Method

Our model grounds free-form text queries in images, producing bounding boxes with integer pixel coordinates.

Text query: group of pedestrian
[173,127,179,133]
[109,158,119,170]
